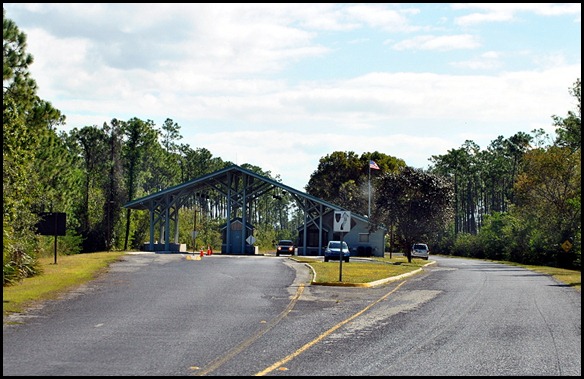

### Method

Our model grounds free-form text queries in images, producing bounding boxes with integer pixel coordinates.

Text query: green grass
[3,251,126,317]
[292,255,428,284]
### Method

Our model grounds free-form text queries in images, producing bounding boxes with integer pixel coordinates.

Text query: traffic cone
[200,248,204,257]
[207,246,211,255]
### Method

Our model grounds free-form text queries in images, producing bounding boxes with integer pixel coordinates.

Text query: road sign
[35,212,66,236]
[334,211,351,232]
[246,235,256,245]
[561,240,573,252]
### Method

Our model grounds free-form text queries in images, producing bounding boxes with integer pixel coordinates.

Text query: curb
[310,260,436,287]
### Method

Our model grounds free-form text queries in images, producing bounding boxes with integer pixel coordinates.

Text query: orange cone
[200,248,204,257]
[207,246,211,255]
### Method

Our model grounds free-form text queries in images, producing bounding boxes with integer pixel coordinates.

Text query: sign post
[191,230,198,254]
[333,211,351,282]
[35,212,66,264]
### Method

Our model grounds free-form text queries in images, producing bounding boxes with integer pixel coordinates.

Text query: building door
[232,230,243,254]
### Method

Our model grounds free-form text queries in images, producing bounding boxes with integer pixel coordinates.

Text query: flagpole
[368,162,371,218]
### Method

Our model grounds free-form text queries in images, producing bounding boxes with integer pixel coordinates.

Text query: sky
[4,3,581,190]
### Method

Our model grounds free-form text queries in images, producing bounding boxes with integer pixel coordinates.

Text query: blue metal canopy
[124,164,380,255]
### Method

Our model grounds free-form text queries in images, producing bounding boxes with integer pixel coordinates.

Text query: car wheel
[345,257,350,263]
[276,252,279,256]
[324,257,329,262]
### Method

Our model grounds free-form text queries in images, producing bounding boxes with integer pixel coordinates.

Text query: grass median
[291,255,428,284]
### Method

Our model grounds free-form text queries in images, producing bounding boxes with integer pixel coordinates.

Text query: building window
[359,233,369,243]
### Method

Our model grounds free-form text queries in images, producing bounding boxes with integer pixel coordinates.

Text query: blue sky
[4,3,581,190]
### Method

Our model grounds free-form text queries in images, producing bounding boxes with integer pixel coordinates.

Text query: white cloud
[4,3,580,190]
[452,3,582,26]
[392,34,481,51]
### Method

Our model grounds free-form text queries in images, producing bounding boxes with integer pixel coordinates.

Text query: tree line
[3,9,580,285]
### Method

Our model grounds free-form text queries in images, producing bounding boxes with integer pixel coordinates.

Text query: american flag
[369,160,380,170]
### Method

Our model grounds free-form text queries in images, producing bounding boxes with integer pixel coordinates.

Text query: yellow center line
[254,280,406,376]
[192,284,305,376]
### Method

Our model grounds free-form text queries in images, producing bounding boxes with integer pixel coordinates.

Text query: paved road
[3,253,581,376]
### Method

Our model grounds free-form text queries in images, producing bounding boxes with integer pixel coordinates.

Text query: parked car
[275,240,295,256]
[324,240,350,262]
[410,243,429,260]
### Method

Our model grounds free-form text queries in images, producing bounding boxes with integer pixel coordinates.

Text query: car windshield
[278,241,293,246]
[413,244,427,250]
[329,242,348,249]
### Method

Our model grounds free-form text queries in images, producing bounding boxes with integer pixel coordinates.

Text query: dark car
[324,240,350,262]
[275,240,295,256]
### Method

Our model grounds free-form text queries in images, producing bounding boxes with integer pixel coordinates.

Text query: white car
[411,243,429,260]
